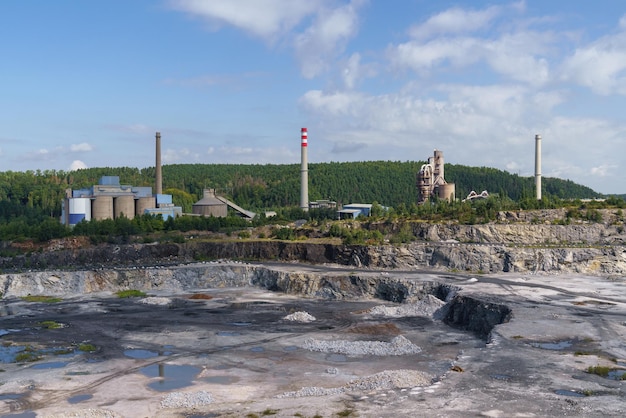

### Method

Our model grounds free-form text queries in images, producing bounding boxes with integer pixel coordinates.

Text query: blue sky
[1,1,625,195]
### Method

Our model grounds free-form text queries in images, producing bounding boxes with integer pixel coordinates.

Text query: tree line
[0,161,613,244]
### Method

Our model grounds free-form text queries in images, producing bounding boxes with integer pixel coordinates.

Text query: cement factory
[61,130,544,226]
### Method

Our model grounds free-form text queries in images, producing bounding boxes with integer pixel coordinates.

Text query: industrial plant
[60,132,182,227]
[60,129,544,225]
[417,150,456,204]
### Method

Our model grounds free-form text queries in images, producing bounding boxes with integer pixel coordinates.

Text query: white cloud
[590,164,617,177]
[70,142,93,152]
[560,30,626,95]
[293,0,364,78]
[69,160,88,171]
[168,0,319,41]
[408,5,502,40]
[163,148,192,163]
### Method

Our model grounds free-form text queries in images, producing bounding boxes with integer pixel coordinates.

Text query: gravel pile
[366,295,446,318]
[283,311,316,322]
[302,335,421,356]
[160,391,213,408]
[277,369,432,398]
[139,297,171,306]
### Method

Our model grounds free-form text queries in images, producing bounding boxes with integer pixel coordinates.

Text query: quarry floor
[0,264,625,417]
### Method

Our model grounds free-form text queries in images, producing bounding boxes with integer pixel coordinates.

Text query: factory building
[417,150,456,204]
[192,188,256,220]
[61,176,181,227]
[338,203,373,219]
[192,189,228,217]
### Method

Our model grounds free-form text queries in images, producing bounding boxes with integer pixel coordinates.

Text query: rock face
[0,263,508,340]
[1,215,625,275]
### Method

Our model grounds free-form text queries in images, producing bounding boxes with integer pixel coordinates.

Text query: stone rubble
[278,369,432,398]
[160,391,213,409]
[302,335,421,356]
[283,311,316,322]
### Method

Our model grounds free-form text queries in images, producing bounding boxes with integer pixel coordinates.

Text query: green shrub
[115,289,147,298]
[21,295,62,303]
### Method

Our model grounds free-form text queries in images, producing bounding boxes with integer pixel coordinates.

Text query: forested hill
[0,162,602,217]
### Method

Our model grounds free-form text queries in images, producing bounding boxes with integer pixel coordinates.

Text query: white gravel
[283,311,316,322]
[277,369,432,398]
[366,295,446,318]
[139,297,171,306]
[160,391,213,408]
[302,335,421,356]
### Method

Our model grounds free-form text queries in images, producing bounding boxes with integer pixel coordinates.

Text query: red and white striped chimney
[300,128,309,211]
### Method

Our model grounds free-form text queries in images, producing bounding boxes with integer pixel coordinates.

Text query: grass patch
[15,348,40,363]
[39,320,63,329]
[261,409,279,416]
[77,343,97,352]
[245,414,259,418]
[587,365,611,377]
[21,295,62,303]
[511,335,524,339]
[336,409,357,417]
[115,290,147,298]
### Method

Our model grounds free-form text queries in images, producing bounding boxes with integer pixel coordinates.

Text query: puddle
[249,346,264,352]
[231,322,252,326]
[283,345,299,352]
[531,341,572,350]
[204,375,239,384]
[124,349,160,359]
[0,329,21,337]
[0,346,27,363]
[31,361,68,369]
[0,393,23,401]
[3,413,36,418]
[490,374,512,381]
[216,331,241,337]
[326,353,347,362]
[554,389,586,397]
[140,364,200,392]
[608,369,626,380]
[68,394,93,404]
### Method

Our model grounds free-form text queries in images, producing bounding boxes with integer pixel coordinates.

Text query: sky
[1,1,626,195]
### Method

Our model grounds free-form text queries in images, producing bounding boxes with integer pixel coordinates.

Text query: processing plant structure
[417,150,456,204]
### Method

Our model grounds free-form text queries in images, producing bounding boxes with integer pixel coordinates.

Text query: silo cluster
[62,176,158,226]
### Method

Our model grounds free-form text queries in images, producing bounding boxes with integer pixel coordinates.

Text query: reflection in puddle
[216,331,241,336]
[554,389,586,397]
[68,394,93,404]
[2,412,36,418]
[608,369,626,380]
[283,345,298,352]
[531,341,572,350]
[249,346,264,352]
[31,361,68,369]
[0,393,23,401]
[326,353,347,362]
[141,364,200,392]
[124,349,159,359]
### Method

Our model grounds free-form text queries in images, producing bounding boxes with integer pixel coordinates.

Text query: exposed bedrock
[0,263,510,339]
[2,234,625,275]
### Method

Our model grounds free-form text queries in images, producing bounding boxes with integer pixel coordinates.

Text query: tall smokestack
[155,132,162,195]
[300,128,309,211]
[535,134,541,200]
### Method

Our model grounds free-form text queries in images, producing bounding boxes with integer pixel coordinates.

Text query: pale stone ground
[0,263,624,417]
